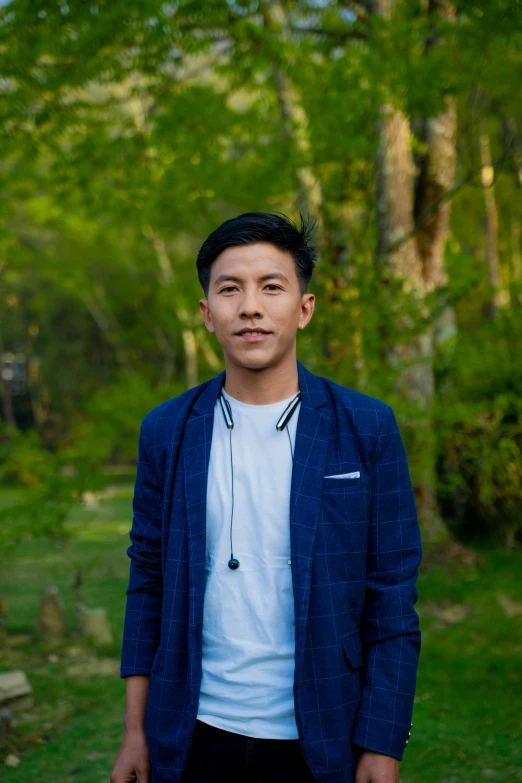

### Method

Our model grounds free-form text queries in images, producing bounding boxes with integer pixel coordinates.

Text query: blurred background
[0,1,521,781]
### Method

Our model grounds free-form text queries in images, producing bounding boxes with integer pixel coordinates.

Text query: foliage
[0,0,521,544]
[0,421,97,548]
[434,308,522,546]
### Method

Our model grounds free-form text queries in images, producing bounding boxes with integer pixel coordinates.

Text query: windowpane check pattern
[120,360,422,782]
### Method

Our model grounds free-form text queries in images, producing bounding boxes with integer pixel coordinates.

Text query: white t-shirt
[196,386,301,739]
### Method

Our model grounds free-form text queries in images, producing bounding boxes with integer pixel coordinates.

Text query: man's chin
[225,350,280,370]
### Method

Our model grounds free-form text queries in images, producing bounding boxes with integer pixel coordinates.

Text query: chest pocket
[322,473,366,494]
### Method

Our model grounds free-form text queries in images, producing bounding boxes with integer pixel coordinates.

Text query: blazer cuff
[352,714,413,761]
[120,665,153,678]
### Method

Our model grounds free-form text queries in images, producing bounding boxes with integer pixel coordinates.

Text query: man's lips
[235,331,272,342]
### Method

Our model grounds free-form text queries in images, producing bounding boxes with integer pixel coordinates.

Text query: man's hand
[110,728,150,783]
[355,749,399,783]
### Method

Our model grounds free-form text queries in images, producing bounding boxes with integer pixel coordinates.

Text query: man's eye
[220,285,282,292]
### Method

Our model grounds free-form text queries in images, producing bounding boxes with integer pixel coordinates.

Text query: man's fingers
[136,764,150,783]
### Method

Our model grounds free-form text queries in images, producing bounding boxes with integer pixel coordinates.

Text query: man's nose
[238,286,263,315]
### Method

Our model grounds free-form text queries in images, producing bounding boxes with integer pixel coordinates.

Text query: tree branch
[288,24,368,40]
[338,0,370,22]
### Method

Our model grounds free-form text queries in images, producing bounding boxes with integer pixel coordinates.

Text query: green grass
[408,543,522,781]
[1,487,521,782]
[0,487,133,783]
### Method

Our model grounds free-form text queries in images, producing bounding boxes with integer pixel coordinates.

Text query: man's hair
[196,211,319,298]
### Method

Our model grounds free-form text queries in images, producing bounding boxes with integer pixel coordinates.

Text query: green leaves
[1,0,521,544]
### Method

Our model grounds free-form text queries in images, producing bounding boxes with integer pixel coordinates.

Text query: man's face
[199,242,314,369]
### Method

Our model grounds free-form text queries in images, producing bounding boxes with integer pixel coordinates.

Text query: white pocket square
[324,471,360,479]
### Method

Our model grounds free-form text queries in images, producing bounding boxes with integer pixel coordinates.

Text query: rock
[4,753,21,767]
[81,491,100,509]
[431,602,468,624]
[77,604,113,645]
[37,585,67,637]
[0,670,33,715]
[497,593,522,617]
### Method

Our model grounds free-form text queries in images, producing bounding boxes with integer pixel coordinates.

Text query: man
[111,212,422,783]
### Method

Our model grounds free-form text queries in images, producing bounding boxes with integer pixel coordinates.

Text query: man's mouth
[235,330,272,342]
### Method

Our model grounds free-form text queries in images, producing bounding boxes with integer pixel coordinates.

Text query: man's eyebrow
[213,272,290,286]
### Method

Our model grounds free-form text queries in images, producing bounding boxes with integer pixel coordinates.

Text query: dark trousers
[180,718,316,782]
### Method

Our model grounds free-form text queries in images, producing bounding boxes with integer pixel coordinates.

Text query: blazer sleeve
[352,403,423,761]
[120,415,163,678]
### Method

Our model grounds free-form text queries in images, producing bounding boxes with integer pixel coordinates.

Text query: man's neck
[222,358,300,405]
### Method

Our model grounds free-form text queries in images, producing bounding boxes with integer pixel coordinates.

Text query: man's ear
[300,292,315,328]
[199,299,214,333]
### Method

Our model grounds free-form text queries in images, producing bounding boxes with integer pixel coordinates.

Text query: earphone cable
[229,425,235,560]
[286,425,294,461]
[222,388,300,570]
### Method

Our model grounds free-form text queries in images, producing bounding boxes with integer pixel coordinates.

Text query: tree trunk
[182,329,198,390]
[415,98,458,347]
[260,0,366,383]
[260,0,324,224]
[416,0,458,347]
[0,323,17,428]
[372,0,456,542]
[511,220,522,306]
[479,130,507,316]
[82,285,133,377]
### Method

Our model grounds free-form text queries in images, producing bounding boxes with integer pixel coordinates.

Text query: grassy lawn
[1,486,521,782]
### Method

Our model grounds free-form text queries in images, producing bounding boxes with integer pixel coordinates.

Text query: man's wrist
[124,718,146,733]
[361,750,398,759]
[355,746,401,763]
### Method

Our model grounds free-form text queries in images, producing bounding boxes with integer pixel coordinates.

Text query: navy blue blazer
[120,359,422,783]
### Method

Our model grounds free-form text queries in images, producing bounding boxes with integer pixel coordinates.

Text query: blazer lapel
[183,369,224,629]
[287,361,332,660]
[182,359,332,655]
